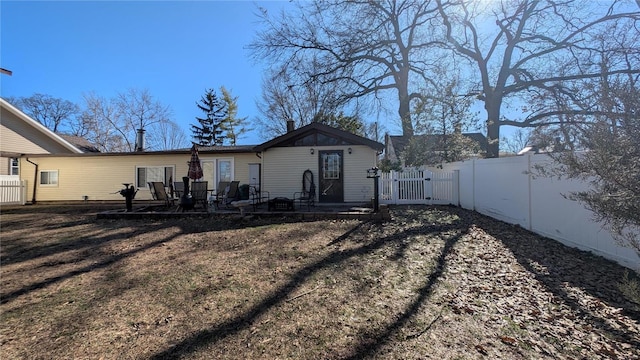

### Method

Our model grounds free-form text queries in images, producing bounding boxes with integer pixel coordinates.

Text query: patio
[96,201,391,221]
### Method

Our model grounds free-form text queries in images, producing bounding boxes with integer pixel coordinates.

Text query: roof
[181,145,257,153]
[254,122,384,152]
[18,145,259,158]
[58,134,101,153]
[387,133,488,155]
[0,98,83,154]
[384,132,488,163]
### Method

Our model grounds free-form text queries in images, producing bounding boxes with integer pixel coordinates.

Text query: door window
[322,153,341,179]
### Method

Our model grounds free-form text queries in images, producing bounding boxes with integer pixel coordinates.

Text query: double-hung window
[10,158,19,176]
[136,166,175,189]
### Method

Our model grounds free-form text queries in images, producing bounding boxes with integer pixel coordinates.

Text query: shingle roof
[254,122,384,152]
[57,134,101,153]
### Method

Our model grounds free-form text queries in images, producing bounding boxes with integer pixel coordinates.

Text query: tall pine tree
[192,89,227,146]
[220,86,248,146]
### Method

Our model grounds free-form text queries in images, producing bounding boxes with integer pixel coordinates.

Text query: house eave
[1,97,84,154]
[254,123,384,152]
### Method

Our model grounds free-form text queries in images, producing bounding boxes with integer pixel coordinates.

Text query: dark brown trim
[254,123,384,152]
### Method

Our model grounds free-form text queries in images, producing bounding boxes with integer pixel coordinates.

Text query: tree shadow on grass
[476,211,640,348]
[149,211,471,360]
[1,210,306,267]
[1,212,308,305]
[0,222,183,305]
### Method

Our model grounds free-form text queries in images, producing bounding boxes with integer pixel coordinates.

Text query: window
[136,166,175,189]
[201,158,234,189]
[322,153,341,179]
[218,159,232,183]
[40,170,59,186]
[10,158,19,176]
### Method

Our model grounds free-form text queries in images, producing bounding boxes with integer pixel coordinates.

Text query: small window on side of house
[10,158,19,176]
[40,170,59,186]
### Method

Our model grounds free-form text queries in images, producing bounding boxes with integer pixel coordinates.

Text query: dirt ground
[1,204,639,359]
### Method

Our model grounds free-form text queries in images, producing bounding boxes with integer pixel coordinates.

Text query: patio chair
[191,181,209,209]
[218,180,240,208]
[148,182,177,208]
[293,169,315,211]
[172,181,185,198]
[249,185,270,211]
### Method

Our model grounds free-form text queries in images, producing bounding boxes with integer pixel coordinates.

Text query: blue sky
[1,1,295,145]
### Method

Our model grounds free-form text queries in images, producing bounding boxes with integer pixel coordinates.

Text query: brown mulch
[0,204,638,359]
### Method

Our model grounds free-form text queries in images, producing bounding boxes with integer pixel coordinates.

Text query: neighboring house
[0,98,83,179]
[57,134,101,153]
[384,133,487,166]
[14,122,384,204]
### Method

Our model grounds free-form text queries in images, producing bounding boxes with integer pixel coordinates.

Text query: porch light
[348,147,352,154]
[310,148,315,155]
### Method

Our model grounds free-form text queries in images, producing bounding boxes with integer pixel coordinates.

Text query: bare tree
[250,0,444,138]
[81,92,128,152]
[436,0,640,157]
[401,70,483,166]
[81,89,183,152]
[539,51,640,255]
[255,64,353,138]
[6,93,79,133]
[501,129,532,155]
[115,88,173,150]
[146,119,189,151]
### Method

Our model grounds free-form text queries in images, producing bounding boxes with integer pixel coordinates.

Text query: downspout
[26,157,38,204]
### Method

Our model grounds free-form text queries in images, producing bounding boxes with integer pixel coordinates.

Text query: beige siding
[343,147,379,203]
[18,152,258,202]
[16,147,377,203]
[0,157,9,176]
[1,107,76,154]
[262,145,378,203]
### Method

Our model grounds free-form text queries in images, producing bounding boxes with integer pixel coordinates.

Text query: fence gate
[0,179,27,205]
[379,170,458,205]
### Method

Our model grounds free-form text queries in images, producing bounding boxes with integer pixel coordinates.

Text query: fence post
[21,180,26,205]
[453,170,460,206]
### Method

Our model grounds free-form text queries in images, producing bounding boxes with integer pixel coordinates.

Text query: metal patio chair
[148,182,177,208]
[293,169,316,211]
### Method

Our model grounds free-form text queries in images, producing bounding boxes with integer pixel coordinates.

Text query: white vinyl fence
[379,170,459,205]
[0,179,27,205]
[440,154,640,270]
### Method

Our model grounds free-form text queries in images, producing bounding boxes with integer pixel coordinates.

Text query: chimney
[286,120,295,133]
[135,128,145,152]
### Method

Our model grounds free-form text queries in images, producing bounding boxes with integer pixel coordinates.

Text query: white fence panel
[0,179,27,205]
[430,170,458,205]
[379,170,458,205]
[441,155,640,270]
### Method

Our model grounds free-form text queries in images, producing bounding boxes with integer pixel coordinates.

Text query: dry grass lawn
[1,204,639,359]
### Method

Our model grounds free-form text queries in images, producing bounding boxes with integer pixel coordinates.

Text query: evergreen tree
[312,112,365,136]
[220,86,248,146]
[192,89,227,146]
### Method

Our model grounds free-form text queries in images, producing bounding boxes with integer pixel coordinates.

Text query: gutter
[26,157,38,204]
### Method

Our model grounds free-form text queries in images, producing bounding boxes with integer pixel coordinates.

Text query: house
[384,132,487,166]
[255,122,384,203]
[13,121,384,204]
[0,98,83,179]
